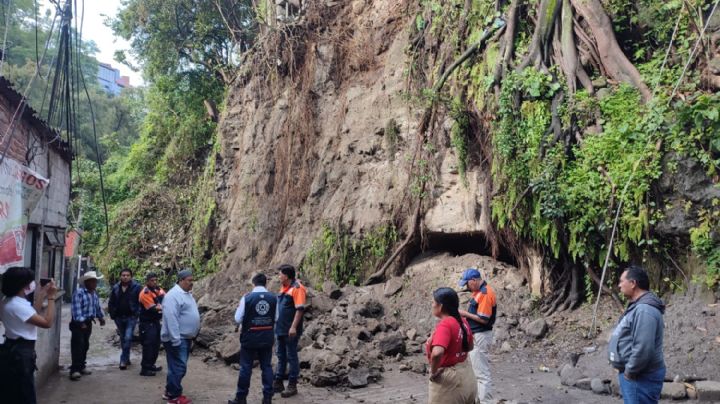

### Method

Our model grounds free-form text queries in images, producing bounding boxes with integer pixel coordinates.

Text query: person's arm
[288,287,306,338]
[624,307,659,379]
[459,309,488,324]
[27,281,58,329]
[163,294,182,346]
[107,285,117,319]
[429,345,446,381]
[234,296,246,325]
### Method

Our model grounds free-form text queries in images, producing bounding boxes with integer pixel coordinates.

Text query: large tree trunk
[570,0,651,101]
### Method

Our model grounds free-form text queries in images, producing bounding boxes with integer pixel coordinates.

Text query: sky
[41,0,143,86]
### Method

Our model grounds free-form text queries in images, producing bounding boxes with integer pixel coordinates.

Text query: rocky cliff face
[200,0,518,305]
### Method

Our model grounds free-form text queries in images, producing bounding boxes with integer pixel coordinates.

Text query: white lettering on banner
[0,157,49,274]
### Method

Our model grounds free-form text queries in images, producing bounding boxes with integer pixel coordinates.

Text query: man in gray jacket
[161,269,200,404]
[608,265,665,404]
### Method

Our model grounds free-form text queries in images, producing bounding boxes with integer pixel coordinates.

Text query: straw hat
[79,271,104,283]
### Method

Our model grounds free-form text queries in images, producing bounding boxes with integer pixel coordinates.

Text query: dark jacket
[108,280,142,319]
[241,291,277,349]
[608,292,665,378]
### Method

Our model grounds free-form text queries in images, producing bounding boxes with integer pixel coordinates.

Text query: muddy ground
[38,251,719,403]
[39,302,689,403]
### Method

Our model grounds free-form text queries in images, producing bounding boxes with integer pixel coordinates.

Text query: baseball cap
[458,268,482,287]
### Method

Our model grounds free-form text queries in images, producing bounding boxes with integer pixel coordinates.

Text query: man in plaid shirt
[69,271,106,381]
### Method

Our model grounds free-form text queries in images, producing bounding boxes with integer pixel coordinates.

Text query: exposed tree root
[570,0,651,101]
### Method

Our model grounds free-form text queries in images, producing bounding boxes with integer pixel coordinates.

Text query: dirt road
[38,304,623,403]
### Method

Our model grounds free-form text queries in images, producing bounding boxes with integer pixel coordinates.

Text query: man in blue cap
[458,268,497,404]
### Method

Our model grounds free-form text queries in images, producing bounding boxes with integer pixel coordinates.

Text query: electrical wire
[669,0,720,100]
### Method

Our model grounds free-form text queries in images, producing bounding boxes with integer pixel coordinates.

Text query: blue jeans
[275,335,299,383]
[114,317,137,364]
[164,340,191,398]
[236,346,274,399]
[619,368,665,404]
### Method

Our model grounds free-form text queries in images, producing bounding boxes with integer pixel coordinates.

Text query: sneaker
[162,392,170,400]
[167,395,192,404]
[70,372,82,381]
[119,362,128,370]
[80,369,92,375]
[139,369,156,376]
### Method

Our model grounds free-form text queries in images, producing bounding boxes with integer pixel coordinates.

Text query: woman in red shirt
[426,287,477,404]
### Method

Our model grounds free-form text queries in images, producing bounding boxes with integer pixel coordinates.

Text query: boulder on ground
[215,334,240,364]
[559,364,584,387]
[310,371,340,387]
[383,277,403,297]
[378,334,406,356]
[348,367,370,388]
[661,382,687,400]
[524,318,548,338]
[591,378,608,395]
[575,378,593,390]
[309,294,334,313]
[323,280,342,299]
[696,380,720,402]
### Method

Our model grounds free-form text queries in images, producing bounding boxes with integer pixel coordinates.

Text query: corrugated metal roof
[0,76,73,162]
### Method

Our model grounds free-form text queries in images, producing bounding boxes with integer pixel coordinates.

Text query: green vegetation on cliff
[408,0,720,305]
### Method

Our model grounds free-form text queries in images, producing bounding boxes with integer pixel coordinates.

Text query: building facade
[0,76,72,386]
[97,62,130,96]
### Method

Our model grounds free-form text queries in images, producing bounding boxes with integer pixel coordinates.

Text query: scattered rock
[500,341,512,353]
[687,385,698,400]
[323,280,342,299]
[559,364,584,387]
[591,378,608,395]
[215,334,240,364]
[348,367,370,388]
[696,380,720,402]
[383,277,403,297]
[378,335,406,356]
[399,363,411,371]
[524,319,548,339]
[353,327,373,342]
[406,328,417,341]
[354,300,384,318]
[661,382,688,400]
[520,300,534,313]
[575,378,593,391]
[310,371,340,387]
[592,76,607,89]
[310,294,334,313]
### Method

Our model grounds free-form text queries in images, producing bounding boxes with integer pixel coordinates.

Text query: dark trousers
[274,335,299,383]
[0,338,37,404]
[139,321,161,370]
[164,339,190,398]
[235,345,274,399]
[70,320,93,373]
[114,316,137,364]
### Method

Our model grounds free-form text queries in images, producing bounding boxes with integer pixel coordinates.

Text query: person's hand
[429,368,444,382]
[45,280,58,299]
[624,373,636,381]
[289,327,297,338]
[156,304,162,311]
[99,318,106,326]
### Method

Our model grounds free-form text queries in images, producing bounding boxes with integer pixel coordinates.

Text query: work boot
[272,379,285,393]
[280,382,297,398]
[227,396,247,404]
[139,369,156,376]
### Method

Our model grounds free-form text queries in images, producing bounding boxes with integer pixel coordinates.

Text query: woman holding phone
[0,267,58,404]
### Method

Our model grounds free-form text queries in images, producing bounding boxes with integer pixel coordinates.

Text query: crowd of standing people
[0,261,665,404]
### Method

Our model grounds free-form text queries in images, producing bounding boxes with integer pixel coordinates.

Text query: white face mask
[24,281,36,295]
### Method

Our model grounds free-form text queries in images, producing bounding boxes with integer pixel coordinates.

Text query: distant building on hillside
[97,62,130,96]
